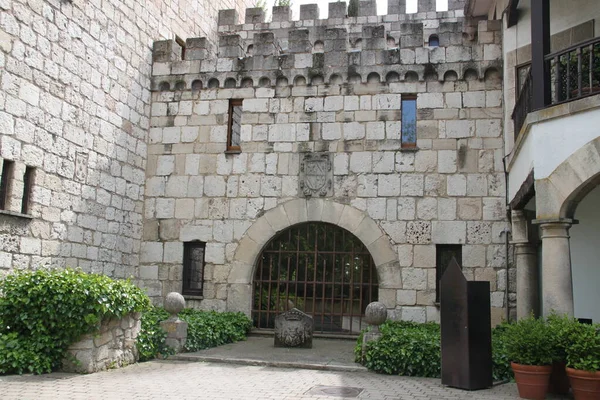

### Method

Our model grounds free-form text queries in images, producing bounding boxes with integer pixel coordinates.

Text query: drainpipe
[502,156,512,322]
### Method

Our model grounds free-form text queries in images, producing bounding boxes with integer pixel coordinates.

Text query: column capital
[532,218,578,225]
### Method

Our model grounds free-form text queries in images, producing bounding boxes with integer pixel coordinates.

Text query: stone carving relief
[299,153,333,197]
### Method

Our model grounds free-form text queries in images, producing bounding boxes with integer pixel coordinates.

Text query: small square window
[183,241,206,296]
[401,95,417,148]
[227,99,243,152]
[0,160,14,210]
[436,244,462,303]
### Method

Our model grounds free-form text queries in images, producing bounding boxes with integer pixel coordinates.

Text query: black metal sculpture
[440,257,492,390]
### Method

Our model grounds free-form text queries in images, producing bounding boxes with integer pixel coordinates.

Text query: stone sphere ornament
[164,292,186,317]
[364,301,387,331]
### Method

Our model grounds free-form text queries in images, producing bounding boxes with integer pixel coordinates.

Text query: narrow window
[0,160,14,210]
[436,244,463,303]
[401,95,417,148]
[183,241,206,296]
[175,35,186,60]
[516,62,531,94]
[227,99,243,152]
[428,35,440,47]
[21,166,35,214]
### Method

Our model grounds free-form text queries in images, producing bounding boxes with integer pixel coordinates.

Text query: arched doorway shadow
[226,199,398,319]
[253,222,378,334]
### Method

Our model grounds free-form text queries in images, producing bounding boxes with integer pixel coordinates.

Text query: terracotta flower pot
[566,367,600,400]
[548,361,570,395]
[511,362,552,400]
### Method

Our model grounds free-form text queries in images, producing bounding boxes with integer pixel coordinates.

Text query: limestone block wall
[0,0,253,278]
[144,1,514,323]
[62,312,141,374]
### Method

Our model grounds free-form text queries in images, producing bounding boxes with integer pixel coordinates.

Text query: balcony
[512,37,600,138]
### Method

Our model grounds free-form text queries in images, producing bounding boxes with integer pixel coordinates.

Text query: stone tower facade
[144,0,512,324]
[0,0,253,276]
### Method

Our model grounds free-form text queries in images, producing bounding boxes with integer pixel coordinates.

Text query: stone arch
[241,77,254,88]
[536,137,600,220]
[207,78,219,88]
[191,80,202,91]
[224,78,237,88]
[259,76,271,87]
[227,199,398,314]
[443,70,458,82]
[385,71,400,82]
[367,72,381,83]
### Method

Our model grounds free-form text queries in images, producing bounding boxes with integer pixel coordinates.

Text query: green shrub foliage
[0,268,150,375]
[136,307,175,362]
[360,321,442,377]
[356,320,513,381]
[136,307,252,360]
[504,315,554,366]
[565,321,600,371]
[180,309,252,352]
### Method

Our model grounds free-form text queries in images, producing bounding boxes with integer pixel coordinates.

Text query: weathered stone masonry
[145,0,514,324]
[0,0,253,276]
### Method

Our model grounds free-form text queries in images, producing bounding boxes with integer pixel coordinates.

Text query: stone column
[160,292,188,353]
[537,220,575,317]
[511,210,540,319]
[515,243,539,318]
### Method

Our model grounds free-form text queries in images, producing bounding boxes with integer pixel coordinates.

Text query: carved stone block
[274,308,314,348]
[299,153,333,198]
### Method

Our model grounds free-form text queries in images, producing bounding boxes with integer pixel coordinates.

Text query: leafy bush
[181,309,252,352]
[546,313,578,363]
[504,315,554,366]
[491,323,513,381]
[360,321,441,377]
[356,320,513,381]
[0,268,150,375]
[565,322,600,371]
[136,307,174,362]
[136,308,253,360]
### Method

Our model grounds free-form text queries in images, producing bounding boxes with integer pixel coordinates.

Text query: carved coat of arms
[299,153,333,197]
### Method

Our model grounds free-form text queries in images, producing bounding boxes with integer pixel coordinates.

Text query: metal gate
[252,222,378,334]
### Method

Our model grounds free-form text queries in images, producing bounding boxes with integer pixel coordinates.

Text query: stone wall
[63,312,141,374]
[0,0,253,279]
[144,1,514,324]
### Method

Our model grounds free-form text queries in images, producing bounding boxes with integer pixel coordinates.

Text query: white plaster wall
[508,107,600,201]
[570,184,600,322]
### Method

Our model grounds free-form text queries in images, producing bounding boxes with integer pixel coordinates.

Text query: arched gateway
[252,222,379,334]
[226,199,399,331]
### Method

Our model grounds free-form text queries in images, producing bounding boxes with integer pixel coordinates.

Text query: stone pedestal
[160,318,188,352]
[361,302,387,361]
[160,292,188,353]
[537,220,575,317]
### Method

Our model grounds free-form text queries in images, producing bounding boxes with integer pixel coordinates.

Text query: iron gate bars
[252,222,379,335]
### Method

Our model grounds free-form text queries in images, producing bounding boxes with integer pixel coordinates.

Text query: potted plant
[505,316,554,400]
[565,322,600,400]
[546,313,575,395]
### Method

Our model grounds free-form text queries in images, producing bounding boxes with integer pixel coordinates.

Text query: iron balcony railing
[512,37,600,139]
[512,69,532,140]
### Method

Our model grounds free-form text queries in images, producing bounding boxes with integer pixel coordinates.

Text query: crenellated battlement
[151,0,501,92]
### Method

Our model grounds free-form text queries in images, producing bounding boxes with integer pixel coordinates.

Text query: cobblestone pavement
[0,360,572,400]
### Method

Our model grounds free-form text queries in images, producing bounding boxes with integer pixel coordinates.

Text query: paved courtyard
[0,359,572,400]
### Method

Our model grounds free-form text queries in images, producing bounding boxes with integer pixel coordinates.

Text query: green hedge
[136,307,252,360]
[0,268,150,375]
[355,320,513,381]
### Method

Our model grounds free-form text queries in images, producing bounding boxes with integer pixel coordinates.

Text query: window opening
[429,35,440,47]
[401,95,417,148]
[0,160,14,210]
[227,99,243,152]
[21,166,34,214]
[183,241,206,296]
